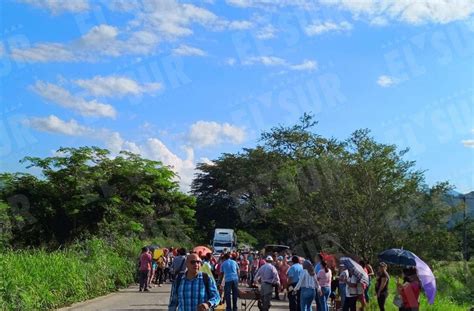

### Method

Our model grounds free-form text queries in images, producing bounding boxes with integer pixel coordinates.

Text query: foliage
[0,201,12,250]
[0,147,196,248]
[192,114,464,261]
[0,237,141,311]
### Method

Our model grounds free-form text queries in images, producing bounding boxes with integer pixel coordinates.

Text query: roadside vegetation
[0,114,472,310]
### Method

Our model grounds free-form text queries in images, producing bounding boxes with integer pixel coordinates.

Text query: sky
[0,0,473,193]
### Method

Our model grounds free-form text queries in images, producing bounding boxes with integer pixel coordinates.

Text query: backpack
[174,272,214,309]
[158,256,166,269]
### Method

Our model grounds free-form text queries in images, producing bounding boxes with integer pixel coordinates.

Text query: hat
[277,256,284,261]
[266,256,273,261]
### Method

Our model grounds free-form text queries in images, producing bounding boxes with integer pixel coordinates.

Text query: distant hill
[445,191,474,225]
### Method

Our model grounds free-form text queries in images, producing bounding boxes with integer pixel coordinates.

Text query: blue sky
[1,0,473,192]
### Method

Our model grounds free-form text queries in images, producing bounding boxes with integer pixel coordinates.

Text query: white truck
[212,228,237,254]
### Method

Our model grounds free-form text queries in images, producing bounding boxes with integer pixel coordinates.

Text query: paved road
[58,283,290,311]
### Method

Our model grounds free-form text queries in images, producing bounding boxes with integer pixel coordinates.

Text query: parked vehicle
[212,228,237,254]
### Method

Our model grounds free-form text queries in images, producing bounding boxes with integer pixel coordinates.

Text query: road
[58,283,289,311]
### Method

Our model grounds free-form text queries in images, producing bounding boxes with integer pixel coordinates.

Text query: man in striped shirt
[168,253,220,311]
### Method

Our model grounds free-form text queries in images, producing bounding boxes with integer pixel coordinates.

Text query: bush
[0,237,142,310]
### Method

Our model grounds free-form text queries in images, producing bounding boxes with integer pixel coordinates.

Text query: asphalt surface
[57,283,291,311]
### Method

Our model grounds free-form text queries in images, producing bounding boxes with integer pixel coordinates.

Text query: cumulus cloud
[172,44,207,56]
[11,24,159,62]
[19,0,90,14]
[226,57,237,66]
[26,115,91,136]
[463,140,474,147]
[242,56,317,72]
[243,56,287,66]
[227,20,253,30]
[321,0,474,25]
[305,21,352,36]
[377,75,399,87]
[226,0,315,10]
[188,121,246,147]
[462,129,474,148]
[290,60,318,71]
[26,115,197,190]
[74,76,162,97]
[31,81,117,118]
[256,25,277,39]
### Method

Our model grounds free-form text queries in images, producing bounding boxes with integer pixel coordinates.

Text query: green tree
[0,147,196,248]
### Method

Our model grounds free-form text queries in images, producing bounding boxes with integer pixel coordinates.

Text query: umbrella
[145,244,160,252]
[378,248,436,304]
[340,257,369,285]
[193,246,212,256]
[378,248,416,266]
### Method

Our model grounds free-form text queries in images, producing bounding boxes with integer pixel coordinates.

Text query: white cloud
[227,20,253,30]
[131,1,219,38]
[256,25,277,39]
[188,121,246,147]
[290,60,318,71]
[143,139,196,188]
[462,140,474,147]
[243,56,287,66]
[11,43,76,62]
[462,129,474,148]
[11,24,159,62]
[26,115,91,136]
[243,56,317,72]
[20,0,90,14]
[26,114,196,190]
[305,21,352,36]
[74,76,162,97]
[31,81,117,118]
[172,44,207,56]
[226,0,315,10]
[226,57,237,66]
[322,0,474,25]
[377,75,399,87]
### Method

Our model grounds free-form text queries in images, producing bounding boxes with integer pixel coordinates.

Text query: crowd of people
[137,247,422,311]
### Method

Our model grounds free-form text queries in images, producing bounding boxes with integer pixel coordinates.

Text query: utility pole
[462,195,467,261]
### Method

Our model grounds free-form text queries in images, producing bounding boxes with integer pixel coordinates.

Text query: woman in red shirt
[396,269,421,311]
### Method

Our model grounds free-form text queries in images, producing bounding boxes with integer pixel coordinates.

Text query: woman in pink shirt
[239,255,249,285]
[277,256,289,300]
[317,261,332,311]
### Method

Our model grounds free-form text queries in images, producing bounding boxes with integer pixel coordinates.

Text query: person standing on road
[375,262,390,311]
[294,260,321,311]
[171,248,187,279]
[220,253,240,311]
[287,256,303,311]
[254,256,280,311]
[338,264,349,308]
[317,261,332,311]
[139,247,152,292]
[168,253,220,311]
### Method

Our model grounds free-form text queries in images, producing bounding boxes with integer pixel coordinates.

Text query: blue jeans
[314,288,321,311]
[320,286,331,311]
[300,287,315,311]
[339,284,346,308]
[224,280,238,311]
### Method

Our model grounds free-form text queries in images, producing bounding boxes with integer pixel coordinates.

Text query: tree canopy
[192,114,466,261]
[0,147,195,248]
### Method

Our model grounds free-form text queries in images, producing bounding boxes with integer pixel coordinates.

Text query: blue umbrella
[378,248,436,304]
[378,248,416,266]
[340,257,369,285]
